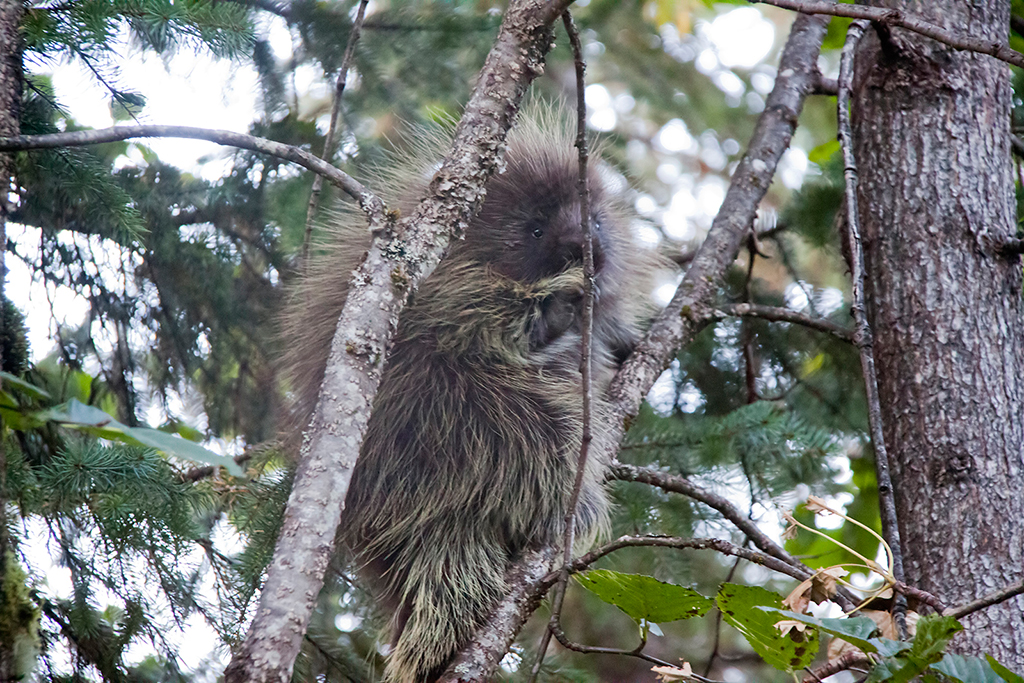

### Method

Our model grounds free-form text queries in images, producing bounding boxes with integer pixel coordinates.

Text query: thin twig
[999,236,1024,254]
[717,302,854,343]
[565,535,811,584]
[837,19,908,637]
[753,0,1024,69]
[302,0,369,268]
[530,12,594,683]
[0,125,384,220]
[1010,134,1024,160]
[548,622,725,683]
[803,652,872,682]
[945,578,1024,620]
[813,71,838,96]
[703,553,744,678]
[608,462,805,571]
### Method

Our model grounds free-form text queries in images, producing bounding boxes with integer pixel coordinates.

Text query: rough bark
[0,0,22,679]
[852,0,1024,664]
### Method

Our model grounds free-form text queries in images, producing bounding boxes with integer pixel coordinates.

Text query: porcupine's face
[466,152,611,284]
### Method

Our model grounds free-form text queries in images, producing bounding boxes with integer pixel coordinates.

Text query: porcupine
[280,109,662,682]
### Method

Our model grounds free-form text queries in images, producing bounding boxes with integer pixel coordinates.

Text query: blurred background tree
[1,0,1019,681]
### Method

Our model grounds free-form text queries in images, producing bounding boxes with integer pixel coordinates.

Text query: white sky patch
[262,13,295,59]
[785,281,811,311]
[47,48,261,179]
[647,361,681,416]
[585,83,616,131]
[713,70,745,99]
[814,492,855,531]
[654,118,697,155]
[780,146,809,189]
[696,178,725,217]
[706,7,776,69]
[9,225,93,360]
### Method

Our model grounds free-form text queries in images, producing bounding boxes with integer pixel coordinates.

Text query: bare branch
[999,235,1024,255]
[716,302,854,343]
[837,19,908,635]
[302,0,369,267]
[813,71,838,96]
[531,10,595,681]
[802,651,871,682]
[0,125,384,219]
[608,462,804,572]
[945,578,1024,620]
[225,0,571,680]
[753,0,1024,69]
[567,535,811,583]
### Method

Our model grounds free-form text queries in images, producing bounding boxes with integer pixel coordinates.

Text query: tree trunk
[852,0,1024,665]
[0,0,23,679]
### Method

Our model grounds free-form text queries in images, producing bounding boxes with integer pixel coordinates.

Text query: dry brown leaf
[775,620,809,637]
[783,578,813,613]
[652,662,694,681]
[810,566,848,603]
[781,509,799,540]
[805,495,831,513]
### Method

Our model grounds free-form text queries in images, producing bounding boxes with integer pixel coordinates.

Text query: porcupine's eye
[531,227,544,239]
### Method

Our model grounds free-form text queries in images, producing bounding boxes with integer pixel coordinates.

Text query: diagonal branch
[608,462,804,572]
[945,578,1024,620]
[715,302,854,343]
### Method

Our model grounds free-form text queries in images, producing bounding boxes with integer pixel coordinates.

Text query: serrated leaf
[717,584,818,672]
[576,570,713,624]
[867,655,922,683]
[37,399,242,476]
[757,608,881,652]
[911,615,962,663]
[987,655,1024,683]
[931,654,1008,683]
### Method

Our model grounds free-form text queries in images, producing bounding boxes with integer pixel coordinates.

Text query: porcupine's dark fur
[280,109,663,682]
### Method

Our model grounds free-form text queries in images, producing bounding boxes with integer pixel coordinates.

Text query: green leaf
[0,371,52,401]
[864,615,962,683]
[931,654,1011,683]
[37,399,242,476]
[576,570,713,624]
[911,615,962,662]
[756,608,883,653]
[987,655,1024,683]
[808,139,840,165]
[868,655,922,683]
[716,584,818,672]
